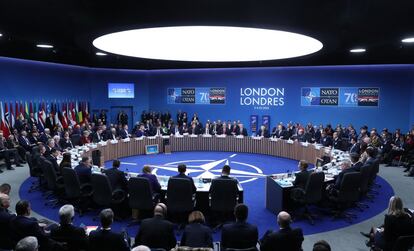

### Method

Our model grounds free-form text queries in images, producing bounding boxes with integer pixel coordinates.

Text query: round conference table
[83,135,327,167]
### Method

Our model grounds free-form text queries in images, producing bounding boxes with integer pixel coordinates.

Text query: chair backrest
[25,152,35,177]
[71,134,81,146]
[393,234,414,251]
[210,178,239,212]
[304,171,325,204]
[128,177,154,211]
[167,178,194,213]
[91,173,113,207]
[359,164,372,195]
[43,160,58,191]
[338,172,361,203]
[62,167,81,198]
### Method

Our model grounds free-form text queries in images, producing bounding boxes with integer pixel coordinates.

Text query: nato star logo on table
[143,154,265,184]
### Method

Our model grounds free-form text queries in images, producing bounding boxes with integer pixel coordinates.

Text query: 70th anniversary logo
[301,87,379,107]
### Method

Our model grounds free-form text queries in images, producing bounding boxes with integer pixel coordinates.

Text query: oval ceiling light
[350,48,366,53]
[402,37,414,43]
[0,33,2,37]
[93,26,323,62]
[36,44,54,49]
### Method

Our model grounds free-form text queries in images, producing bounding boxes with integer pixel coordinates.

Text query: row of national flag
[0,100,89,138]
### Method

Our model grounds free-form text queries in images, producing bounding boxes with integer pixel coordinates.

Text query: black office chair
[209,178,239,225]
[356,163,374,211]
[91,173,126,219]
[61,167,93,215]
[225,247,257,251]
[329,172,361,223]
[166,178,195,223]
[368,158,381,195]
[393,235,414,251]
[26,151,43,193]
[70,133,81,146]
[291,171,325,225]
[42,160,64,207]
[128,177,156,221]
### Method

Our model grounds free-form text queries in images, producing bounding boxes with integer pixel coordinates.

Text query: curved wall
[0,56,413,131]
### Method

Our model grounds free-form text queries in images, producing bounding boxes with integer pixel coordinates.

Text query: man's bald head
[277,211,292,229]
[154,203,167,217]
[0,193,10,209]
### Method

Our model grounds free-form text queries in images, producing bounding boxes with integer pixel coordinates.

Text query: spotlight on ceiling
[96,52,107,56]
[93,26,323,62]
[0,33,3,37]
[36,44,54,49]
[350,48,366,53]
[402,37,414,43]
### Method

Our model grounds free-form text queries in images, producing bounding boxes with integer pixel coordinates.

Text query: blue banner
[262,115,270,129]
[250,115,259,133]
[301,87,379,107]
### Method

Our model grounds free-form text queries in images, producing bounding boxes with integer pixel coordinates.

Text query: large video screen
[108,83,135,98]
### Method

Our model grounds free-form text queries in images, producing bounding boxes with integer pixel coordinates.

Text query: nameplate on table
[202,134,212,138]
[300,142,309,147]
[162,135,170,139]
[110,140,118,144]
[98,141,107,146]
[122,138,131,142]
[236,135,244,139]
[135,137,144,141]
[313,144,322,150]
[286,139,294,144]
[89,144,98,149]
[174,134,184,138]
[252,136,263,140]
[189,134,198,138]
[270,137,279,142]
[216,134,226,138]
[183,133,189,136]
[147,136,156,140]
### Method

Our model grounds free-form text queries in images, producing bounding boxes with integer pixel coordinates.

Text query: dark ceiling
[1,0,414,70]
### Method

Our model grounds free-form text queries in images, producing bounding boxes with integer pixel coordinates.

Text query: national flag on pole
[10,102,15,128]
[0,102,11,138]
[29,102,33,114]
[84,101,89,123]
[19,101,24,119]
[54,102,62,127]
[25,101,29,119]
[4,103,10,130]
[60,103,68,129]
[15,101,19,118]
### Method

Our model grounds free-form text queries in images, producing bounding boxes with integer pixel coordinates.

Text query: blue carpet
[20,151,394,241]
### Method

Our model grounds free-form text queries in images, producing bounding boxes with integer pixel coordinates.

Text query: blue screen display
[108,83,135,98]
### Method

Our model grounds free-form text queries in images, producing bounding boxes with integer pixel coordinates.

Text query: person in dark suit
[119,125,130,139]
[117,111,128,127]
[45,114,56,134]
[18,130,33,151]
[221,204,258,250]
[293,160,311,190]
[9,200,53,251]
[333,160,357,190]
[46,148,60,175]
[260,211,304,251]
[181,211,213,248]
[349,137,361,154]
[189,123,200,135]
[106,128,118,141]
[0,131,21,170]
[134,203,177,250]
[294,128,310,142]
[319,131,333,147]
[332,132,343,150]
[74,157,92,185]
[99,110,107,125]
[219,122,231,136]
[361,196,414,250]
[257,125,270,138]
[173,164,196,193]
[236,123,248,136]
[92,128,104,143]
[104,159,128,192]
[50,204,88,251]
[89,208,129,251]
[80,131,91,145]
[272,124,288,139]
[0,194,15,250]
[350,153,363,172]
[138,165,161,194]
[60,132,74,149]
